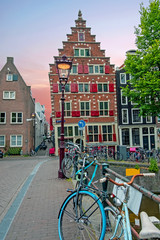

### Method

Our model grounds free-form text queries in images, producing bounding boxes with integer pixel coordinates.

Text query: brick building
[49,11,118,156]
[0,57,35,155]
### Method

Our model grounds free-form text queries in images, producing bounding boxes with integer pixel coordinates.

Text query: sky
[0,0,150,122]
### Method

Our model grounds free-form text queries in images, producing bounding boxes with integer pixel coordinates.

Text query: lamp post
[56,55,72,178]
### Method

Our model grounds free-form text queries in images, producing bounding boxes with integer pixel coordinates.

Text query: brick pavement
[2,157,72,240]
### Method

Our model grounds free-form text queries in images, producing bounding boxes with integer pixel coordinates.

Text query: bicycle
[58,156,156,240]
[58,153,107,239]
[61,142,81,179]
[100,172,156,240]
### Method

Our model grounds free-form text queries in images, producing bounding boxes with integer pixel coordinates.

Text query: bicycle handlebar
[100,173,155,186]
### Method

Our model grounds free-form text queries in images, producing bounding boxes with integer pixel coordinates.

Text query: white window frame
[74,48,90,57]
[3,91,16,99]
[64,102,71,117]
[71,64,78,74]
[0,112,6,124]
[78,32,85,42]
[6,74,13,81]
[89,65,104,74]
[79,83,89,92]
[98,83,108,92]
[132,108,142,123]
[122,109,128,124]
[121,90,128,105]
[99,101,109,116]
[10,112,23,124]
[80,101,90,116]
[120,73,126,84]
[0,135,5,147]
[10,135,23,147]
[146,116,152,123]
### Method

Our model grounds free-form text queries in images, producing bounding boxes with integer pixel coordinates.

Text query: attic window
[78,32,85,42]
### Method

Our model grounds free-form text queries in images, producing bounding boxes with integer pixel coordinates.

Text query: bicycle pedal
[67,189,74,193]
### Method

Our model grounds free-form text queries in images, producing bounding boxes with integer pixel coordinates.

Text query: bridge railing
[102,163,160,239]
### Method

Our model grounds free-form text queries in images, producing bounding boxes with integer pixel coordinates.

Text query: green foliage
[122,0,160,116]
[149,158,159,173]
[7,147,22,155]
[135,164,140,170]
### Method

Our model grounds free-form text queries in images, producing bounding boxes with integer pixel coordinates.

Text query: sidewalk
[2,157,73,240]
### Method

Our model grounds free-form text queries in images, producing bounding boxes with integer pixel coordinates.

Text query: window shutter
[109,110,114,116]
[50,117,53,131]
[109,83,114,92]
[13,74,18,81]
[90,83,97,93]
[71,83,78,93]
[99,134,102,142]
[56,112,61,118]
[78,64,83,74]
[72,111,80,117]
[53,83,58,93]
[91,110,99,116]
[113,133,116,142]
[84,65,89,74]
[105,65,110,74]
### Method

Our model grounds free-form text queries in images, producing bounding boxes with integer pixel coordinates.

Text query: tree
[122,0,160,116]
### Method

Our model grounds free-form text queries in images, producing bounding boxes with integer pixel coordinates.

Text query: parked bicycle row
[58,141,160,239]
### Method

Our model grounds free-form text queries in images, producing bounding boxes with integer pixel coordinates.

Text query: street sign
[56,120,66,123]
[78,120,86,128]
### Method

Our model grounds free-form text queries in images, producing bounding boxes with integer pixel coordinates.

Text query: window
[89,65,93,73]
[3,91,16,99]
[78,32,85,41]
[98,83,108,92]
[158,115,160,123]
[146,116,152,123]
[65,84,70,92]
[89,65,104,74]
[64,102,71,117]
[74,48,90,57]
[80,102,90,116]
[64,126,73,137]
[72,65,77,74]
[132,109,142,123]
[75,126,80,136]
[6,74,18,81]
[122,109,128,124]
[11,112,23,124]
[99,102,108,116]
[10,135,22,147]
[121,90,128,105]
[102,125,112,141]
[0,136,5,147]
[132,128,140,145]
[122,128,130,145]
[79,83,89,92]
[88,125,98,142]
[0,112,6,124]
[59,84,70,92]
[120,73,126,84]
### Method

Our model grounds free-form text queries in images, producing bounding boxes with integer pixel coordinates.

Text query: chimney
[7,57,14,63]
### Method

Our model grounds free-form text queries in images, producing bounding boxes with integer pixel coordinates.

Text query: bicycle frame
[109,184,132,240]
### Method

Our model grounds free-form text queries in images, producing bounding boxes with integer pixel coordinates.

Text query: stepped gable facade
[49,11,118,155]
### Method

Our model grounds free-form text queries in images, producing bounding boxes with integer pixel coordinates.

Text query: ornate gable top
[78,10,82,20]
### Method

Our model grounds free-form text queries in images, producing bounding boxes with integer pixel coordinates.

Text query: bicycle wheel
[104,207,123,239]
[58,190,106,240]
[61,157,74,179]
[114,152,123,161]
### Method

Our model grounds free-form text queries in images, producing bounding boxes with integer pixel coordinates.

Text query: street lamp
[56,55,72,178]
